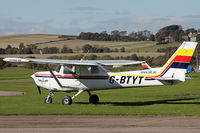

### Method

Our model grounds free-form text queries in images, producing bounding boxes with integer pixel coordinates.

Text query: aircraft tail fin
[158,41,198,82]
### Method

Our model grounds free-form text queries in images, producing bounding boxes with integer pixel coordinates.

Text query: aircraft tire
[44,97,53,104]
[89,94,99,104]
[62,96,72,105]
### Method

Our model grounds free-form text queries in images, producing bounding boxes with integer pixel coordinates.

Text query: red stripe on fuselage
[34,73,75,78]
[34,73,108,79]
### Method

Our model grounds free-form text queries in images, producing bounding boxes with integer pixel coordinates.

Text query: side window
[90,66,99,73]
[55,65,61,73]
[63,66,73,74]
[74,66,103,75]
[75,66,81,75]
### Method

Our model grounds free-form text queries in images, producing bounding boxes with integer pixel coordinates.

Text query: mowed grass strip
[0,67,200,115]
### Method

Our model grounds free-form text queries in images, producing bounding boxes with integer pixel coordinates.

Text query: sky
[0,0,200,35]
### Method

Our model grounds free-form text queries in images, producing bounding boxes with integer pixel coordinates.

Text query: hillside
[0,34,181,58]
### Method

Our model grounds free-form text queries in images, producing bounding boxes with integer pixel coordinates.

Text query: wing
[3,57,143,66]
[87,60,143,66]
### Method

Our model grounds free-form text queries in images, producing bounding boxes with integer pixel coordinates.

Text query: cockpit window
[75,65,105,75]
[63,66,74,74]
[55,65,61,73]
[55,65,105,75]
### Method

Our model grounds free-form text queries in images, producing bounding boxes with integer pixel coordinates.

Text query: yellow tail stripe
[176,49,195,56]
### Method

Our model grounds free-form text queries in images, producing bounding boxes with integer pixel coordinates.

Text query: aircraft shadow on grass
[76,97,200,106]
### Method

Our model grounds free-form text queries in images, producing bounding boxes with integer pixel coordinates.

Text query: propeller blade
[37,86,41,95]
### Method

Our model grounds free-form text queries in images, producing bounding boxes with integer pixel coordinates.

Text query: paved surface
[0,91,25,96]
[0,115,200,133]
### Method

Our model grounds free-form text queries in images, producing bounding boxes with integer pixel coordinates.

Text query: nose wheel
[44,97,53,104]
[44,91,53,104]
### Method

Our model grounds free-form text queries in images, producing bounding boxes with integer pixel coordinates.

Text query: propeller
[37,86,41,95]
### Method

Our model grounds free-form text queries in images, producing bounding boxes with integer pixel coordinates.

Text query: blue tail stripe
[170,62,189,69]
[161,62,189,76]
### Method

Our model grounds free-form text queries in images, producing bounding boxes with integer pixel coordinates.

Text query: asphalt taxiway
[0,115,200,133]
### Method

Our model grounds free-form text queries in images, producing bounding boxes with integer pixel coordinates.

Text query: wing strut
[46,65,63,88]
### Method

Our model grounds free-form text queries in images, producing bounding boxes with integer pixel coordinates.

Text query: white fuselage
[31,68,173,92]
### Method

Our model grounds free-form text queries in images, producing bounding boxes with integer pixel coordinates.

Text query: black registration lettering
[139,76,144,84]
[132,76,138,84]
[109,76,144,85]
[126,76,131,84]
[109,76,115,84]
[120,76,126,84]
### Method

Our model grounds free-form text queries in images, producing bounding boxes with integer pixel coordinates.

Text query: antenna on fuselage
[80,50,90,62]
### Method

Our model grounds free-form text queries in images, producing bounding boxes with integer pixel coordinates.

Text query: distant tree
[61,45,69,53]
[6,45,12,49]
[82,44,93,53]
[103,47,111,52]
[5,45,13,54]
[196,34,200,42]
[27,44,39,54]
[98,32,110,41]
[23,48,33,54]
[113,48,119,52]
[0,57,5,69]
[19,43,25,50]
[149,34,155,41]
[48,47,59,54]
[130,54,138,60]
[155,25,183,43]
[42,47,59,54]
[120,47,125,52]
[128,32,137,39]
[0,48,5,54]
[78,32,92,40]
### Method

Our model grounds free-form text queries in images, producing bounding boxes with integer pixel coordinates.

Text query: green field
[0,67,200,115]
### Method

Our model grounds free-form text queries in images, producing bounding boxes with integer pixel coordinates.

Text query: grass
[130,42,181,52]
[0,67,200,115]
[0,67,34,80]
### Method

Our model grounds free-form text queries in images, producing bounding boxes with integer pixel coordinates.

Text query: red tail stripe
[173,55,192,63]
[142,65,148,68]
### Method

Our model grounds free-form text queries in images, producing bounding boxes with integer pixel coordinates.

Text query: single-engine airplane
[3,41,198,105]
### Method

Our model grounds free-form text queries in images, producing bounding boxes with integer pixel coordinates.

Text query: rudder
[158,41,198,81]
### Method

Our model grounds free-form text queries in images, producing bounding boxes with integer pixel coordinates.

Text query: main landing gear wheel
[62,96,72,105]
[89,94,99,104]
[44,97,53,104]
